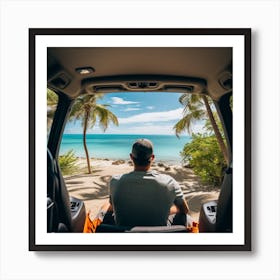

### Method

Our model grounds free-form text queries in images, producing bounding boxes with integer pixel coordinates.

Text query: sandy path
[65,159,220,222]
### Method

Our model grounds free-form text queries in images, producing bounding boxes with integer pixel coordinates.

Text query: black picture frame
[29,28,251,251]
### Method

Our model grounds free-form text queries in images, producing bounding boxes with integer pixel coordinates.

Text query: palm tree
[47,89,58,131]
[69,94,119,174]
[174,93,229,165]
[173,94,205,136]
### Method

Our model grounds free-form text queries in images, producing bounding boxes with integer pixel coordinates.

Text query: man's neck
[134,165,150,172]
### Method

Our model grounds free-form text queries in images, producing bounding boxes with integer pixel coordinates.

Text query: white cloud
[146,106,154,110]
[125,124,176,135]
[92,123,177,135]
[122,107,141,112]
[118,108,184,124]
[111,97,140,105]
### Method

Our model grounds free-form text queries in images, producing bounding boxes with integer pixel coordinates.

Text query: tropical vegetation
[58,149,78,175]
[174,93,229,186]
[47,89,58,131]
[180,134,226,186]
[47,89,118,174]
[69,94,119,174]
[174,93,229,165]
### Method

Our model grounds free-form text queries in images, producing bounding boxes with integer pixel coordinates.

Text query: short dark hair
[131,139,153,166]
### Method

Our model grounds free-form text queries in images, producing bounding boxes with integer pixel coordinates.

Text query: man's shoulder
[110,170,175,182]
[149,170,176,183]
[149,170,172,178]
[111,171,134,181]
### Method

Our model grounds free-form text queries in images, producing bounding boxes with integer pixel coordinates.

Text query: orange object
[187,221,199,233]
[83,213,102,233]
[191,222,199,233]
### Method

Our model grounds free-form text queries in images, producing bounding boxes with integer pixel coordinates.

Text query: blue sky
[64,92,204,135]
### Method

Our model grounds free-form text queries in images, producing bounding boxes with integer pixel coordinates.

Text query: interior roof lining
[47,47,232,100]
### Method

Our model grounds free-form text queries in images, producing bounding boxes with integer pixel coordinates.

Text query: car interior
[47,46,232,233]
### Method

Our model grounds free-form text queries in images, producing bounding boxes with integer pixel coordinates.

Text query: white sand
[65,158,220,222]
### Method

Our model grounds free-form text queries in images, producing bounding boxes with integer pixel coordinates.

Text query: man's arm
[179,198,190,214]
[174,197,189,214]
[167,175,190,214]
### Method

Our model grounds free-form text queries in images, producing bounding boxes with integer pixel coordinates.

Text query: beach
[64,158,220,222]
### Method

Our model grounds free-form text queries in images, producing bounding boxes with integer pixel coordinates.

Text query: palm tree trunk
[202,95,229,166]
[83,110,91,174]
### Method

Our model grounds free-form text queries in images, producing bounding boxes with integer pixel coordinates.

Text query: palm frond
[47,89,58,106]
[192,108,205,119]
[88,104,119,131]
[173,114,193,136]
[179,93,203,106]
[68,93,118,132]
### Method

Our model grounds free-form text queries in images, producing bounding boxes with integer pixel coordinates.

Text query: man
[104,138,191,228]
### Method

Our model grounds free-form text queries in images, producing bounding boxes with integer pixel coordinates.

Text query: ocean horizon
[59,134,191,164]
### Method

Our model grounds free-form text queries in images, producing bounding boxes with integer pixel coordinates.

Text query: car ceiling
[47,47,232,100]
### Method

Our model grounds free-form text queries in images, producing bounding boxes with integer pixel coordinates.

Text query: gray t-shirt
[109,170,184,227]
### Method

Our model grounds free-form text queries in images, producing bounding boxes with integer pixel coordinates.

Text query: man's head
[130,138,154,168]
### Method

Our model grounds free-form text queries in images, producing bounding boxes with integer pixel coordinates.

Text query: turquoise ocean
[59,134,191,164]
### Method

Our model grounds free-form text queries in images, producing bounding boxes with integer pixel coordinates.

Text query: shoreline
[73,156,186,168]
[65,158,219,222]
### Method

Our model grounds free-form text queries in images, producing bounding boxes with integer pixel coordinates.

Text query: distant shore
[65,158,220,222]
[73,156,186,169]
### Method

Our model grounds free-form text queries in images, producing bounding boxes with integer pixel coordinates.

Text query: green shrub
[58,150,78,175]
[181,134,226,186]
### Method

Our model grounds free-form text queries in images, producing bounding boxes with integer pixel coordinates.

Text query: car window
[54,91,228,222]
